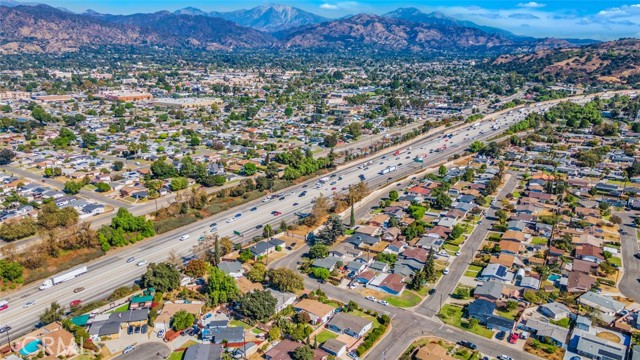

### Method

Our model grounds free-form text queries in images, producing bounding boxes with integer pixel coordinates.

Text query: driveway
[113,342,170,360]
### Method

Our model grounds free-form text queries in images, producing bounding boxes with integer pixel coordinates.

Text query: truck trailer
[39,266,88,290]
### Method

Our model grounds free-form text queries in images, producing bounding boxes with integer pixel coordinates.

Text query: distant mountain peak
[180,3,329,32]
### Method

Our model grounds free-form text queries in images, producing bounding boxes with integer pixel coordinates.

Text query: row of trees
[97,208,155,251]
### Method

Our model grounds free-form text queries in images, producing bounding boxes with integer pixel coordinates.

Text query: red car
[70,300,82,307]
[508,333,519,344]
[273,211,282,216]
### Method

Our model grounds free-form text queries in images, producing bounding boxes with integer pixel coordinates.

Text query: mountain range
[0,3,600,55]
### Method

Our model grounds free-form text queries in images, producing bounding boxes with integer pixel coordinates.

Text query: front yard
[438,304,494,339]
[385,290,422,308]
[464,265,483,278]
[315,329,338,343]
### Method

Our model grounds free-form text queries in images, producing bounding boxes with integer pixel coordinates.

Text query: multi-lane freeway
[0,91,632,347]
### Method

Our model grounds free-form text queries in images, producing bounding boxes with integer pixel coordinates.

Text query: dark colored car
[428,288,436,295]
[635,252,640,259]
[127,325,134,335]
[134,326,141,333]
[458,341,477,350]
[141,324,148,334]
[496,331,506,340]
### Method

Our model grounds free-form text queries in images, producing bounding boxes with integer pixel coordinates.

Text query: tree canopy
[208,267,240,305]
[141,263,180,292]
[236,290,277,321]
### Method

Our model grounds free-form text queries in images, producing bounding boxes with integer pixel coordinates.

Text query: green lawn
[454,348,482,360]
[487,233,502,242]
[252,328,265,334]
[229,320,251,329]
[464,265,483,278]
[385,290,422,308]
[495,308,520,320]
[608,257,622,267]
[345,229,355,235]
[322,300,341,308]
[443,243,461,254]
[438,305,494,339]
[550,317,571,328]
[531,237,548,245]
[167,351,184,360]
[315,330,339,343]
[113,303,129,313]
[512,191,521,198]
[447,236,465,246]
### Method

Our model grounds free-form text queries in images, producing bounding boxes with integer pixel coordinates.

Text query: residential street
[416,173,519,317]
[614,211,640,302]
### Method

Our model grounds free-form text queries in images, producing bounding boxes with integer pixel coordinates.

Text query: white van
[179,234,190,241]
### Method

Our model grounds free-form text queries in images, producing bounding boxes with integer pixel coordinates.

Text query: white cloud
[319,1,360,11]
[429,3,640,40]
[320,3,338,10]
[517,2,546,8]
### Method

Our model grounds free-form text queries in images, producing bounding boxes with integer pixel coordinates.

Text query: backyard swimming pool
[19,339,42,356]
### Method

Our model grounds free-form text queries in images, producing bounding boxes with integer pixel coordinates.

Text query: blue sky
[24,0,640,40]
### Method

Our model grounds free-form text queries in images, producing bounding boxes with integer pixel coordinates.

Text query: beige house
[154,302,203,330]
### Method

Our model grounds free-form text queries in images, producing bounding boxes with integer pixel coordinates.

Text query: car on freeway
[157,329,165,338]
[197,235,205,242]
[273,211,282,216]
[235,213,242,218]
[126,257,135,263]
[495,331,506,340]
[179,234,190,241]
[250,207,257,211]
[0,326,11,333]
[458,341,477,350]
[23,300,36,308]
[302,184,308,188]
[210,222,218,228]
[255,224,263,229]
[331,187,337,191]
[226,218,236,223]
[123,345,135,355]
[70,299,82,307]
[137,260,148,267]
[74,287,84,293]
[293,202,299,206]
[365,296,376,301]
[377,300,389,306]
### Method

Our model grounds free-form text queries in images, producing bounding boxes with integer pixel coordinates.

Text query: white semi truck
[379,165,397,175]
[39,266,88,290]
